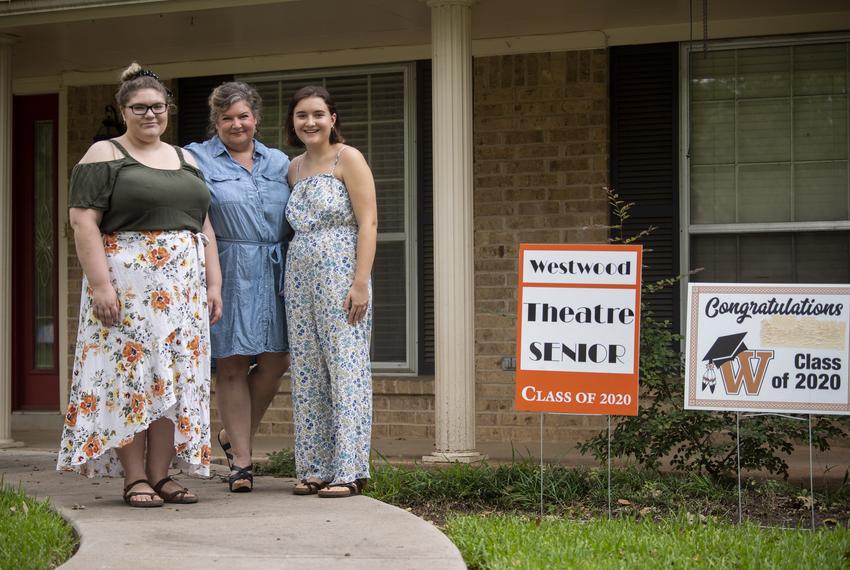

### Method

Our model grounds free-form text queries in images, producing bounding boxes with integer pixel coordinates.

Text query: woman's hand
[91,283,120,326]
[343,281,369,325]
[207,284,223,325]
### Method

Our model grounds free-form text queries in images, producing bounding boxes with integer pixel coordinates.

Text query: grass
[0,483,77,570]
[444,513,850,569]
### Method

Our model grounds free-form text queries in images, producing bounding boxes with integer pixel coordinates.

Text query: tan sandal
[293,479,329,495]
[152,476,198,504]
[318,479,366,498]
[123,479,164,508]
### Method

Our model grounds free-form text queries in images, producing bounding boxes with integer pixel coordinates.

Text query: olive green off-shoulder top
[69,140,210,234]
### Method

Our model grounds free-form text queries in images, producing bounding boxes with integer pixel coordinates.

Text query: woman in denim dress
[186,82,291,492]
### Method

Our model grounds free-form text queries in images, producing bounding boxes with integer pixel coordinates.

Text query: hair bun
[120,62,143,82]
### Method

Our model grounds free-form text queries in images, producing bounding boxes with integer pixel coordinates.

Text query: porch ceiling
[4,0,850,81]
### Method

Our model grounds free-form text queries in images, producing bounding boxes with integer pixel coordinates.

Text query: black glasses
[125,103,169,115]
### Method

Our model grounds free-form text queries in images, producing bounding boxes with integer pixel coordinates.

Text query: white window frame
[239,63,419,373]
[678,32,850,330]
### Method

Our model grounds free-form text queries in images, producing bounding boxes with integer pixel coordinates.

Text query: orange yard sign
[515,244,642,415]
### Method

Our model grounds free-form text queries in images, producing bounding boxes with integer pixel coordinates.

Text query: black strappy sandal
[293,479,329,495]
[317,479,367,498]
[229,464,254,493]
[123,479,164,508]
[217,429,234,470]
[152,476,198,504]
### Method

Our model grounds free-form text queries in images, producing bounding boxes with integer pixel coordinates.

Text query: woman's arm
[339,147,377,325]
[202,216,223,325]
[69,141,123,326]
[184,150,223,325]
[69,207,119,326]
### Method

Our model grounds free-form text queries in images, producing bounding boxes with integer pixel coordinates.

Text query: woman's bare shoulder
[77,140,120,165]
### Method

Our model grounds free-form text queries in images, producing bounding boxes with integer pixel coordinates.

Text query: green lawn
[0,484,77,570]
[445,513,850,569]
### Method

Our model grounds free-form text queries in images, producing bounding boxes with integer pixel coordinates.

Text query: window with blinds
[686,39,850,284]
[240,65,416,370]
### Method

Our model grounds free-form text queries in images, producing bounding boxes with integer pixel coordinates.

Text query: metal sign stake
[808,414,815,531]
[736,411,742,525]
[608,414,611,520]
[539,412,544,519]
[737,412,817,530]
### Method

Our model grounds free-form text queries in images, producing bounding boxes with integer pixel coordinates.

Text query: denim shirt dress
[185,136,291,358]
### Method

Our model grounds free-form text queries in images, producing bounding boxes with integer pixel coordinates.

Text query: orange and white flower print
[177,415,191,436]
[57,230,211,479]
[79,393,97,416]
[83,435,102,458]
[64,403,78,428]
[151,375,166,397]
[149,289,171,312]
[122,341,144,364]
[146,246,171,268]
[103,234,120,254]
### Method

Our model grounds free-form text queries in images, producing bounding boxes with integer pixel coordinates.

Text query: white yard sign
[685,283,850,415]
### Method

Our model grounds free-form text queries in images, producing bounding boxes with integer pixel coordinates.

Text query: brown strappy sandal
[317,479,366,498]
[293,479,329,495]
[123,479,164,508]
[152,476,198,504]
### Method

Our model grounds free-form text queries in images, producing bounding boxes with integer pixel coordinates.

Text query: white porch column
[422,0,484,464]
[0,35,21,448]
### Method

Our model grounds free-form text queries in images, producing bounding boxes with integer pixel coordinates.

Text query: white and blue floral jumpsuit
[284,148,372,485]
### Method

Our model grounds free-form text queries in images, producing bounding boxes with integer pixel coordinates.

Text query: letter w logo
[718,350,775,396]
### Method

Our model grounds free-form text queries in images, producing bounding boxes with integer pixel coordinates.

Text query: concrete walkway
[0,449,465,569]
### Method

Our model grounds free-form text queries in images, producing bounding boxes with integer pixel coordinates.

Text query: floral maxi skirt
[57,231,212,477]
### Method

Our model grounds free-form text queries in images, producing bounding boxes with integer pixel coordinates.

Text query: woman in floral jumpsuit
[284,86,377,498]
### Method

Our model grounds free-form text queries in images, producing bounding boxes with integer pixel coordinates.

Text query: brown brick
[474,216,505,230]
[517,201,560,215]
[475,202,516,217]
[511,174,559,187]
[474,161,502,175]
[549,158,591,172]
[504,188,547,201]
[504,159,546,174]
[504,130,545,145]
[475,273,507,287]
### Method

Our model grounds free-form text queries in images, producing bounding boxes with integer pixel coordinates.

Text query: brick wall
[472,50,611,442]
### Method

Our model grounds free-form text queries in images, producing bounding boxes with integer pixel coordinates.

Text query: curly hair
[206,81,262,138]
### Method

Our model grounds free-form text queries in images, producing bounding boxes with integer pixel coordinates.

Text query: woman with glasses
[58,62,222,508]
[185,82,291,493]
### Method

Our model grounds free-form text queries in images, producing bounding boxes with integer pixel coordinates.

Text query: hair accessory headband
[125,68,173,98]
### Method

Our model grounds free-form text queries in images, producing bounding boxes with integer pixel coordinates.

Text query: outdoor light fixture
[93,105,125,142]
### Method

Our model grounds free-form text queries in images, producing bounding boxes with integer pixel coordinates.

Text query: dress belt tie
[216,237,287,296]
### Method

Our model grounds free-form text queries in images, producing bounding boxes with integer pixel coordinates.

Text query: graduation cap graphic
[701,332,748,393]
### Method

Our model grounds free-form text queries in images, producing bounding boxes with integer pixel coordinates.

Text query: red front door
[12,94,60,410]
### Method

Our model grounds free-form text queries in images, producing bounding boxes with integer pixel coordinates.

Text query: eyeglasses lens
[129,103,168,115]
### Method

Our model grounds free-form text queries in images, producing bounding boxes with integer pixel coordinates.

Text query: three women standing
[59,70,375,504]
[285,86,377,498]
[58,63,222,507]
[186,82,292,493]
